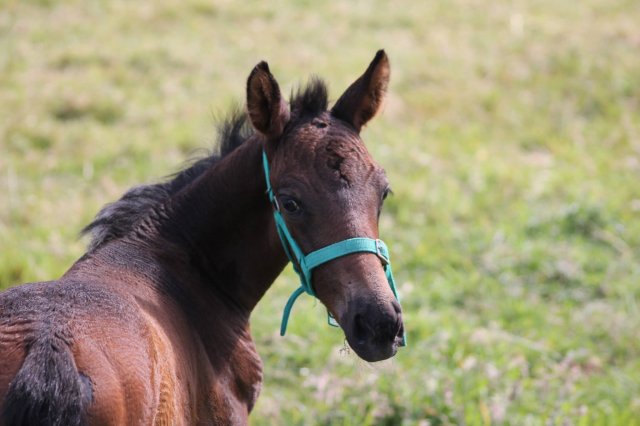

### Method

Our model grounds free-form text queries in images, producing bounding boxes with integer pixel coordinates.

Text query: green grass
[2,0,640,424]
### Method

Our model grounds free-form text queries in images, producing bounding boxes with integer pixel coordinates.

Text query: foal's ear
[331,50,390,133]
[246,61,290,140]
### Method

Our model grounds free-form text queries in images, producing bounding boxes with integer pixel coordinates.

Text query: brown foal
[0,50,404,425]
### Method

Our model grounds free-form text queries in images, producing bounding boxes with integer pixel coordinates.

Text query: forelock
[290,77,328,117]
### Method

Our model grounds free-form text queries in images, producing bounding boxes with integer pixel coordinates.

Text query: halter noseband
[262,151,406,346]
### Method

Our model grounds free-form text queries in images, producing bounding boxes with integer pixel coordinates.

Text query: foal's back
[0,260,200,425]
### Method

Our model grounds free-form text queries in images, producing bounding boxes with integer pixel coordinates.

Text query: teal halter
[262,151,406,346]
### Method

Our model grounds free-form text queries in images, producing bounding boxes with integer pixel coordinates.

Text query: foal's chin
[347,337,402,362]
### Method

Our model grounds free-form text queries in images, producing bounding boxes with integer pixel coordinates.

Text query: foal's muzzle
[343,298,404,362]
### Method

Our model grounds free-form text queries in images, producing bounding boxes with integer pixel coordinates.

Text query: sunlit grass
[2,0,640,424]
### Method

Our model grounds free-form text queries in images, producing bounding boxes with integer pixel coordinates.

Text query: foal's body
[1,140,278,424]
[0,51,404,424]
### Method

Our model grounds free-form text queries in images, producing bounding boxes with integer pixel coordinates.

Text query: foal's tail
[2,337,92,426]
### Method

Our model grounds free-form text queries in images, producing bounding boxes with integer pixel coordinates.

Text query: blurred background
[1,0,639,424]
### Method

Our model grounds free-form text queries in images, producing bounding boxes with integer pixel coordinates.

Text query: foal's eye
[382,187,392,202]
[281,197,301,214]
[378,187,392,219]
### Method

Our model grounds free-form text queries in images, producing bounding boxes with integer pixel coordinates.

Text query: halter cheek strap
[262,151,406,346]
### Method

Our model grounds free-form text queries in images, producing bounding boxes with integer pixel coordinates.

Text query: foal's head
[247,51,403,362]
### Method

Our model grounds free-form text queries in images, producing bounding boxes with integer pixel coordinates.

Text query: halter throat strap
[262,151,405,346]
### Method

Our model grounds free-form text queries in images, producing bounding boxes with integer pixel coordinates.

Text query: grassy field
[2,0,640,424]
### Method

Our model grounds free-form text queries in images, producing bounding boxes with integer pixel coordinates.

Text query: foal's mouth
[341,305,405,362]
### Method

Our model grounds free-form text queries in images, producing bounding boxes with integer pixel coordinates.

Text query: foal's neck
[160,136,287,317]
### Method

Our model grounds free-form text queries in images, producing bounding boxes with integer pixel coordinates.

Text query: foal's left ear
[331,50,390,133]
[246,61,290,140]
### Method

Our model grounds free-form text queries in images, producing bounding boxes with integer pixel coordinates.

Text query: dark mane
[82,79,330,252]
[81,110,253,251]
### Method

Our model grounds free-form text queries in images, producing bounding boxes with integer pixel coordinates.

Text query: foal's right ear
[246,61,290,140]
[331,50,390,133]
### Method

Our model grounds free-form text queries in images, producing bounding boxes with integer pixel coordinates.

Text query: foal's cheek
[309,256,370,324]
[310,274,347,322]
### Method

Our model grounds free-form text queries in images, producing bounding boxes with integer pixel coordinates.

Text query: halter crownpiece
[262,151,406,347]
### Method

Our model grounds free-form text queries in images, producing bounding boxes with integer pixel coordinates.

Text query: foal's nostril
[395,319,404,341]
[391,299,402,315]
[353,313,372,343]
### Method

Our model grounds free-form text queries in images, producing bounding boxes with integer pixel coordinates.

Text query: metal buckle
[327,312,339,327]
[376,239,389,265]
